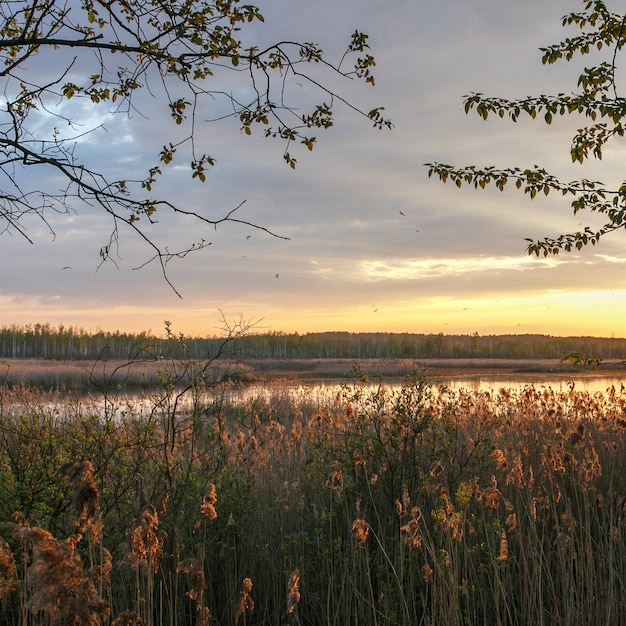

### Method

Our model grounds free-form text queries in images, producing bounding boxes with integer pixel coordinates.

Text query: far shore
[0,356,625,390]
[245,356,626,375]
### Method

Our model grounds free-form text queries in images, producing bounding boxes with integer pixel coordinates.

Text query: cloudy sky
[2,0,626,338]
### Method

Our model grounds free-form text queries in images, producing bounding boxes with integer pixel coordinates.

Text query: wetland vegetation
[1,326,626,624]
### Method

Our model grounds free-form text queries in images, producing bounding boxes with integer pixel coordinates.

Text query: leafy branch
[425,0,626,256]
[0,0,391,288]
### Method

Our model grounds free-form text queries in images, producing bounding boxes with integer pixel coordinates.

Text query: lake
[430,372,626,394]
[216,370,626,410]
[61,362,626,418]
[236,357,626,397]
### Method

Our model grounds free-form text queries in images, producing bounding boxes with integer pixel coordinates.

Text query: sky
[2,0,626,339]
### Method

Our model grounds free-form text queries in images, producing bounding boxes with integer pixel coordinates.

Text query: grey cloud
[3,0,623,336]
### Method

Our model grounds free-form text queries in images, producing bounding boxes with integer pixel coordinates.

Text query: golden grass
[0,357,256,390]
[0,358,160,389]
[2,354,618,391]
[1,372,626,624]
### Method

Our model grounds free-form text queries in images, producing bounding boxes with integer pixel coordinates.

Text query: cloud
[359,255,561,281]
[2,0,626,338]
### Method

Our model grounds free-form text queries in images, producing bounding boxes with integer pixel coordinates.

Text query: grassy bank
[0,358,258,390]
[0,355,621,390]
[1,370,626,624]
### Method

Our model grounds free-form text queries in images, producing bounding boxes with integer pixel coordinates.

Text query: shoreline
[0,356,625,390]
[245,357,626,379]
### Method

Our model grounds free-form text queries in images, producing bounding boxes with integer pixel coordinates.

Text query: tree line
[1,324,625,362]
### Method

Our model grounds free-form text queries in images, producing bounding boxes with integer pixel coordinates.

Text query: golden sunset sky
[2,0,626,339]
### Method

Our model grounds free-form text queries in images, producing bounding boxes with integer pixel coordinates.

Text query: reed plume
[400,507,423,550]
[177,558,210,626]
[235,577,254,625]
[199,483,218,520]
[497,530,509,561]
[0,536,17,600]
[286,569,301,615]
[124,505,165,572]
[351,518,370,548]
[61,460,100,533]
[14,525,109,625]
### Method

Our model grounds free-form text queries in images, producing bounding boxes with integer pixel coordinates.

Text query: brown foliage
[123,505,166,572]
[0,536,17,600]
[14,524,110,625]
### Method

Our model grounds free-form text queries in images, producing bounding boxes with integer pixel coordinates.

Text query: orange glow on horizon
[1,289,625,339]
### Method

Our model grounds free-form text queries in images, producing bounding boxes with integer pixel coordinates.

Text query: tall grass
[0,358,259,391]
[1,368,626,624]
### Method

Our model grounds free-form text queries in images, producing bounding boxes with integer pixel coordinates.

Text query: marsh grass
[0,354,597,392]
[0,358,258,391]
[0,358,156,390]
[1,370,626,624]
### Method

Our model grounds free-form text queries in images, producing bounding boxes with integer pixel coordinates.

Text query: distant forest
[1,323,625,361]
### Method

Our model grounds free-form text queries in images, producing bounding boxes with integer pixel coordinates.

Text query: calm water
[221,371,626,406]
[81,371,626,418]
[431,372,626,395]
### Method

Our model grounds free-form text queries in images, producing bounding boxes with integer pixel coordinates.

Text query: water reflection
[220,372,626,408]
[79,372,626,418]
[434,373,626,395]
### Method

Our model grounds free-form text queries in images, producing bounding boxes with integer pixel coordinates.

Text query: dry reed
[1,373,626,624]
